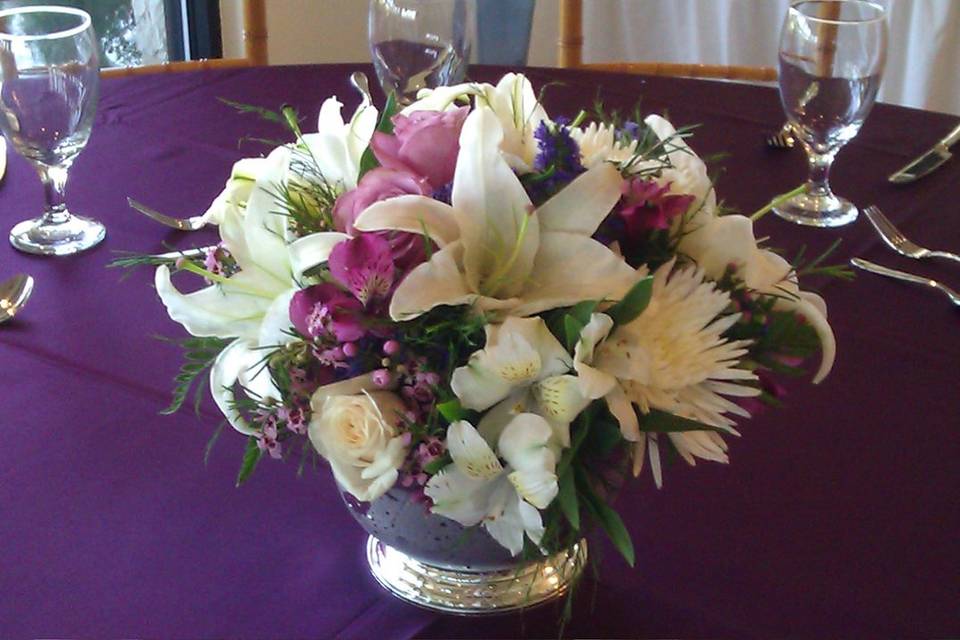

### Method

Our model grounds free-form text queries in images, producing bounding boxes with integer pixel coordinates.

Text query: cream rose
[308,391,408,502]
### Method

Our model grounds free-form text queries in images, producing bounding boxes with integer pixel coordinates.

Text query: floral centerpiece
[139,73,837,613]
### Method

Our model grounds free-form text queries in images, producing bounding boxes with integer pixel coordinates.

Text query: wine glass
[774,0,887,227]
[369,0,475,105]
[0,6,104,256]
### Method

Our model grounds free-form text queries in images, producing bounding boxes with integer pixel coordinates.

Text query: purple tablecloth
[1,64,958,639]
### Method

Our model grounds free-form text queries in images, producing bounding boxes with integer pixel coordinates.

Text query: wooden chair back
[102,0,267,78]
[558,0,778,82]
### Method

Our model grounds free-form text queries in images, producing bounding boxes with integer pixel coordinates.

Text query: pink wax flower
[333,167,430,234]
[371,107,469,189]
[289,283,366,342]
[618,179,695,237]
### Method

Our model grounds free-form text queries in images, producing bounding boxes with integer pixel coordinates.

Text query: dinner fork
[765,122,795,149]
[864,205,960,265]
[128,197,207,231]
[851,258,960,307]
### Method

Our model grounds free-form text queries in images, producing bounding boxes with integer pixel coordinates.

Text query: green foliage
[155,336,231,415]
[236,436,263,487]
[577,465,635,566]
[436,398,470,423]
[606,276,654,326]
[358,92,399,180]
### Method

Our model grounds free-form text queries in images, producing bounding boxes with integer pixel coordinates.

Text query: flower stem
[749,185,806,222]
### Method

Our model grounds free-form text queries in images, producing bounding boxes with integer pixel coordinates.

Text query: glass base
[9,212,105,256]
[773,191,858,228]
[365,535,588,615]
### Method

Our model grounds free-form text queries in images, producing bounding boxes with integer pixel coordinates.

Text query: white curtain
[577,0,960,115]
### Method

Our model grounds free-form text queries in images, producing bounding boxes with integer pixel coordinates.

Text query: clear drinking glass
[0,6,104,255]
[369,0,475,105]
[775,0,887,227]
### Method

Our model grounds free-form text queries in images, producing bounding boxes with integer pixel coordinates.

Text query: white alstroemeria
[301,95,378,192]
[678,214,835,383]
[402,73,550,172]
[451,317,588,448]
[425,415,558,556]
[354,106,636,320]
[574,261,762,486]
[571,121,638,169]
[199,157,267,226]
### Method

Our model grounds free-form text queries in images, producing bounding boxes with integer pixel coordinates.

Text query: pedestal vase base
[365,535,587,615]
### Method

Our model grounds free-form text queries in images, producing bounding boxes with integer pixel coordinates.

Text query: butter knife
[850,258,960,306]
[888,123,960,184]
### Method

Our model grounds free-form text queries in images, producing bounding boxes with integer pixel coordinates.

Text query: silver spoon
[0,273,34,323]
[350,71,373,104]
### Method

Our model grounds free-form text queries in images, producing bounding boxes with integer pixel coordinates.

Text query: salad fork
[864,205,960,265]
[851,258,960,307]
[128,197,207,231]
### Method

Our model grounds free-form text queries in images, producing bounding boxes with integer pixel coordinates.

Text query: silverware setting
[128,197,207,232]
[350,71,374,104]
[850,258,960,307]
[864,205,960,265]
[0,273,34,323]
[888,122,960,184]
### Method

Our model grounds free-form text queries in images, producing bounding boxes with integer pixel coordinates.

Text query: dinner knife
[888,122,960,184]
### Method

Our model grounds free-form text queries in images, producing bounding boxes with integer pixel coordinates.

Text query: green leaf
[203,421,226,467]
[437,399,469,423]
[557,469,580,531]
[640,409,724,433]
[568,300,599,326]
[357,92,398,180]
[423,452,452,475]
[577,467,634,567]
[606,276,654,326]
[563,315,586,352]
[236,436,263,487]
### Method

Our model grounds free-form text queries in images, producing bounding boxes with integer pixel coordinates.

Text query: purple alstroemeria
[289,283,366,342]
[618,178,695,237]
[371,107,470,189]
[328,234,396,308]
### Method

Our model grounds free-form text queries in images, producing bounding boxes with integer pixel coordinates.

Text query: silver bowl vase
[341,486,587,614]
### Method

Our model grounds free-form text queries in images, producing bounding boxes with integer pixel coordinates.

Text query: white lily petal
[498,413,556,473]
[778,295,836,384]
[288,232,350,279]
[388,242,474,320]
[353,195,461,247]
[511,232,636,317]
[537,163,623,235]
[209,339,260,435]
[447,421,504,480]
[155,265,274,340]
[452,106,538,298]
[508,468,558,510]
[425,467,495,527]
[257,288,297,348]
[401,82,482,114]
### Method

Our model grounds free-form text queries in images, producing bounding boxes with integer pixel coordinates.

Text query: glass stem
[36,163,71,225]
[805,149,836,198]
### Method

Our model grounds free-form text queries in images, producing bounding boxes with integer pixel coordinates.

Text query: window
[0,0,223,68]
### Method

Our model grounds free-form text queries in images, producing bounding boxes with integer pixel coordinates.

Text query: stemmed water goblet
[0,5,104,255]
[368,0,475,105]
[774,0,887,227]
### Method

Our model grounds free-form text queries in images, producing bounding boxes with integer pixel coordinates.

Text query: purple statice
[431,181,453,205]
[526,117,586,205]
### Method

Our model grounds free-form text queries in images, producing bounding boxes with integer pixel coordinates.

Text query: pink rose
[333,167,430,234]
[371,106,470,188]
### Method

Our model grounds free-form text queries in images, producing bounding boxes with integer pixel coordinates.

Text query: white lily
[402,73,550,172]
[199,157,267,226]
[354,105,636,320]
[678,214,835,383]
[451,316,588,448]
[301,95,378,192]
[425,415,558,556]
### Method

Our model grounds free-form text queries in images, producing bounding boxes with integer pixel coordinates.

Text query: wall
[221,0,960,115]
